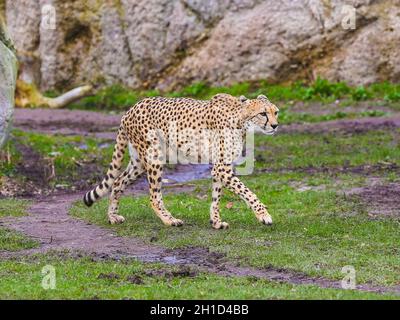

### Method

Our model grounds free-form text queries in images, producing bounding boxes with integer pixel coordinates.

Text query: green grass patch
[278,109,387,124]
[0,255,396,299]
[0,198,38,251]
[0,229,38,251]
[0,198,31,217]
[71,172,400,287]
[254,129,400,170]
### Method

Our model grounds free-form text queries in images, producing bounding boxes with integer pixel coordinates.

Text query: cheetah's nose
[271,124,278,129]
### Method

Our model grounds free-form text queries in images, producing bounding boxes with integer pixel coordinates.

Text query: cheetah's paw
[211,221,229,230]
[167,218,184,227]
[257,214,273,226]
[108,214,125,225]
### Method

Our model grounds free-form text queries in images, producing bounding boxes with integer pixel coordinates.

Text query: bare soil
[346,181,400,218]
[13,108,121,137]
[0,192,398,295]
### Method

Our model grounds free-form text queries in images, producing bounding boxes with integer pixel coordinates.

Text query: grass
[71,170,400,287]
[1,130,117,186]
[254,129,400,170]
[0,198,31,217]
[0,255,396,299]
[12,130,115,177]
[277,109,387,125]
[68,79,400,111]
[0,229,38,251]
[0,199,38,251]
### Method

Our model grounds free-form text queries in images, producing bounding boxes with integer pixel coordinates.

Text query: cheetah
[83,93,279,229]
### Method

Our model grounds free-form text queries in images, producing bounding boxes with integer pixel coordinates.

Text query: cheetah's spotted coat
[84,94,279,229]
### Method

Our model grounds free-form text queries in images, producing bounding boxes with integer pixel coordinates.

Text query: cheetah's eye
[261,112,268,117]
[275,111,278,116]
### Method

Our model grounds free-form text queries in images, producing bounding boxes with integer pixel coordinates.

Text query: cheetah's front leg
[212,164,273,226]
[147,163,183,227]
[209,178,229,229]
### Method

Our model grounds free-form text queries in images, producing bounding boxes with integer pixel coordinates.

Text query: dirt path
[0,193,398,295]
[13,108,121,138]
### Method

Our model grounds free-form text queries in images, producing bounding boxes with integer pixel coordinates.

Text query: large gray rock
[4,0,400,91]
[165,0,400,88]
[0,16,17,148]
[322,3,400,85]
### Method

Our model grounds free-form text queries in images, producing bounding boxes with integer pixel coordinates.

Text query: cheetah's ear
[239,95,248,102]
[257,94,269,101]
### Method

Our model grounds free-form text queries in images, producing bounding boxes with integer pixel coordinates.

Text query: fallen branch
[15,80,93,108]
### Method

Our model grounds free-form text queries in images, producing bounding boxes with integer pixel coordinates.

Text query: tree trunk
[0,15,17,149]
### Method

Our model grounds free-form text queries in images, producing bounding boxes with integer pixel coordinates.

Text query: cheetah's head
[240,95,279,135]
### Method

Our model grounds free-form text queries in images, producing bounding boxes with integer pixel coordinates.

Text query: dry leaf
[226,202,234,209]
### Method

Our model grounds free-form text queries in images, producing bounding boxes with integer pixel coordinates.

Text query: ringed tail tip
[83,192,94,207]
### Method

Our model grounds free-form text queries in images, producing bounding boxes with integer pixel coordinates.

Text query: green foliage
[176,82,209,97]
[384,92,400,102]
[70,78,400,112]
[71,85,140,110]
[302,78,351,100]
[351,86,372,101]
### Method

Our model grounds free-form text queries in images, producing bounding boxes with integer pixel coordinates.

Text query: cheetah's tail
[83,126,128,207]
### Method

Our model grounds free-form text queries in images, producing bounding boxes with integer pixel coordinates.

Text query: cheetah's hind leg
[107,157,144,224]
